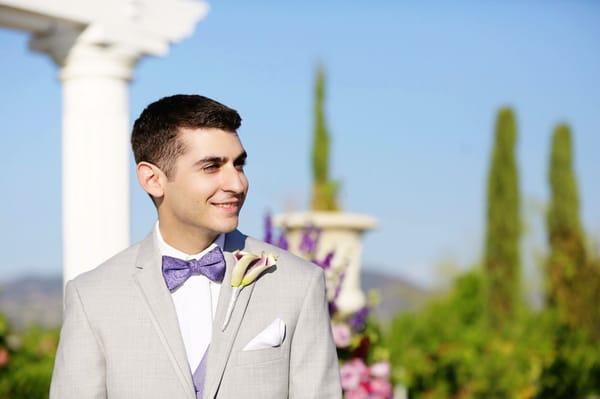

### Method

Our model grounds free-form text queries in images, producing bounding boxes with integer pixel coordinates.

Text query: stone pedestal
[274,211,377,315]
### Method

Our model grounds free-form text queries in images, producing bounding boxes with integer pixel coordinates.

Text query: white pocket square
[243,318,286,351]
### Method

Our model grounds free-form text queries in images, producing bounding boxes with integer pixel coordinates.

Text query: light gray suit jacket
[50,229,342,399]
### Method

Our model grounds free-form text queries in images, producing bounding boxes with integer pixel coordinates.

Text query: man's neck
[157,219,218,255]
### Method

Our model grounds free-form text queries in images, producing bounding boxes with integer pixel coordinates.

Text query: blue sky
[1,1,599,287]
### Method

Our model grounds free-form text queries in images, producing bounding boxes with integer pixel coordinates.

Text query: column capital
[1,0,209,80]
[30,25,142,81]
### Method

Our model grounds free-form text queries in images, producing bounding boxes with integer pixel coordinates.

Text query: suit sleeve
[50,280,107,399]
[289,268,342,399]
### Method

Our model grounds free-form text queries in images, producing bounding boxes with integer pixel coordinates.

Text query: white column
[0,0,209,287]
[33,29,140,284]
[61,48,135,284]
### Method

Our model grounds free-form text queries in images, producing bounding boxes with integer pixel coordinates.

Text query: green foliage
[484,107,521,326]
[547,124,583,245]
[538,124,600,397]
[0,316,58,399]
[312,64,328,185]
[546,124,589,326]
[385,116,600,398]
[364,315,391,365]
[387,269,600,398]
[311,65,340,211]
[536,314,600,399]
[390,118,600,394]
[312,180,340,211]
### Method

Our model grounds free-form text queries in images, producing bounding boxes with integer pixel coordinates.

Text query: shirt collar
[154,221,225,261]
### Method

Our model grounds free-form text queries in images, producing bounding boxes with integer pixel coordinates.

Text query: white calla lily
[230,251,261,288]
[241,253,277,286]
[222,251,277,331]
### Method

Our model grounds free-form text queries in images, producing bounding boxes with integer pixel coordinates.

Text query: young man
[50,95,342,399]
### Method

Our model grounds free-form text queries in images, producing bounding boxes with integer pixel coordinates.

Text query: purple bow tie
[161,246,226,292]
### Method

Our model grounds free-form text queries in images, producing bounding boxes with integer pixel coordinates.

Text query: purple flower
[334,271,346,302]
[349,306,370,332]
[316,251,334,269]
[263,212,273,244]
[313,228,321,251]
[299,225,320,255]
[299,229,313,254]
[331,323,352,348]
[263,212,289,250]
[276,232,288,250]
[328,301,338,316]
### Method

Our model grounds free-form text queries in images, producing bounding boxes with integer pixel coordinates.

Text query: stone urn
[273,211,377,315]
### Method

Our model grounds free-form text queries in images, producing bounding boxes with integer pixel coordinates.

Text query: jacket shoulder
[68,241,143,292]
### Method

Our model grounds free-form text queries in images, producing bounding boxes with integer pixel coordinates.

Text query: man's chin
[214,219,239,234]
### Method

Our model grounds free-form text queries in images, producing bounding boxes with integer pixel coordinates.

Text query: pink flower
[369,361,390,379]
[340,358,369,390]
[344,384,369,399]
[0,348,9,368]
[369,378,392,399]
[332,323,352,348]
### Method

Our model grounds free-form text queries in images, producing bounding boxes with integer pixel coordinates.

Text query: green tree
[546,124,586,322]
[536,124,600,398]
[0,314,59,399]
[311,65,340,211]
[484,107,521,326]
[388,270,553,399]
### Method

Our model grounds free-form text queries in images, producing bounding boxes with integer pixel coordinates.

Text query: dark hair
[131,94,242,179]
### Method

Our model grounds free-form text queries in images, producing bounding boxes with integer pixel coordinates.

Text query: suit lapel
[132,233,196,399]
[203,230,255,399]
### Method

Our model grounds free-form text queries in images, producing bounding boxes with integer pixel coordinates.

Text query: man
[50,94,342,399]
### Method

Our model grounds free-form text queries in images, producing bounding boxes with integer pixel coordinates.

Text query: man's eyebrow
[234,151,248,163]
[194,156,225,166]
[193,151,247,166]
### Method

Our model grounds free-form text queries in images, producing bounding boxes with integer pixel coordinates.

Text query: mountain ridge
[0,270,430,330]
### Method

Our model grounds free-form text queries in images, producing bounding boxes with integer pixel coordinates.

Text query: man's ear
[136,162,165,201]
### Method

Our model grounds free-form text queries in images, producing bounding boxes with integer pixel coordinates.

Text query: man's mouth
[212,201,241,211]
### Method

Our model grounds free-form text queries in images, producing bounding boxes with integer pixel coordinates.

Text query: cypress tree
[311,65,339,211]
[539,125,600,396]
[546,124,587,322]
[484,107,521,325]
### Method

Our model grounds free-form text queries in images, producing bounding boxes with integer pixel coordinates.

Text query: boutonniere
[221,250,278,331]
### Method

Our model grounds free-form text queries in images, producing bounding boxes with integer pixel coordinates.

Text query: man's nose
[222,164,245,193]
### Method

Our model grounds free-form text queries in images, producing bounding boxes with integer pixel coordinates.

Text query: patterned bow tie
[161,246,226,292]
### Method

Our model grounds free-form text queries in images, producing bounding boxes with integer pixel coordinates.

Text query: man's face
[159,127,249,236]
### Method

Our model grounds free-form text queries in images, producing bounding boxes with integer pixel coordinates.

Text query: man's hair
[131,94,242,179]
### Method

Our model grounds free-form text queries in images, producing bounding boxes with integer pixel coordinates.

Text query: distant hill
[0,270,431,330]
[0,275,63,330]
[361,268,431,323]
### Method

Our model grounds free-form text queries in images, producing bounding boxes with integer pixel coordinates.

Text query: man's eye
[203,164,218,172]
[235,161,246,171]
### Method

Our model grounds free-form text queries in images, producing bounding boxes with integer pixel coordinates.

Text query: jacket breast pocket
[233,346,284,367]
[221,350,289,399]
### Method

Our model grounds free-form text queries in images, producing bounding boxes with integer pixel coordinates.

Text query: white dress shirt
[154,221,224,372]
